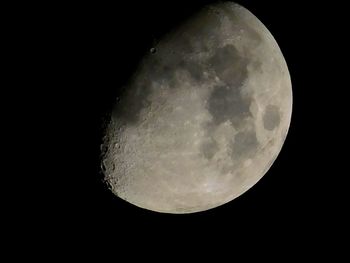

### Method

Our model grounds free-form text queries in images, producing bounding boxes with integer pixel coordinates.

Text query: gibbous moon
[101,2,292,213]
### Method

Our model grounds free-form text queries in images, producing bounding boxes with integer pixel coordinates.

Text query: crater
[263,105,281,131]
[150,47,157,54]
[206,84,252,127]
[230,130,258,159]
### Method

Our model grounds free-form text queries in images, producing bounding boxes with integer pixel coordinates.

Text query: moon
[101,2,292,213]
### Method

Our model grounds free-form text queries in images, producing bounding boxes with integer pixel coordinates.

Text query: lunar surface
[101,2,292,213]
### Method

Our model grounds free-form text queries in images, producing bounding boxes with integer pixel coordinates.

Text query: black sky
[10,0,345,253]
